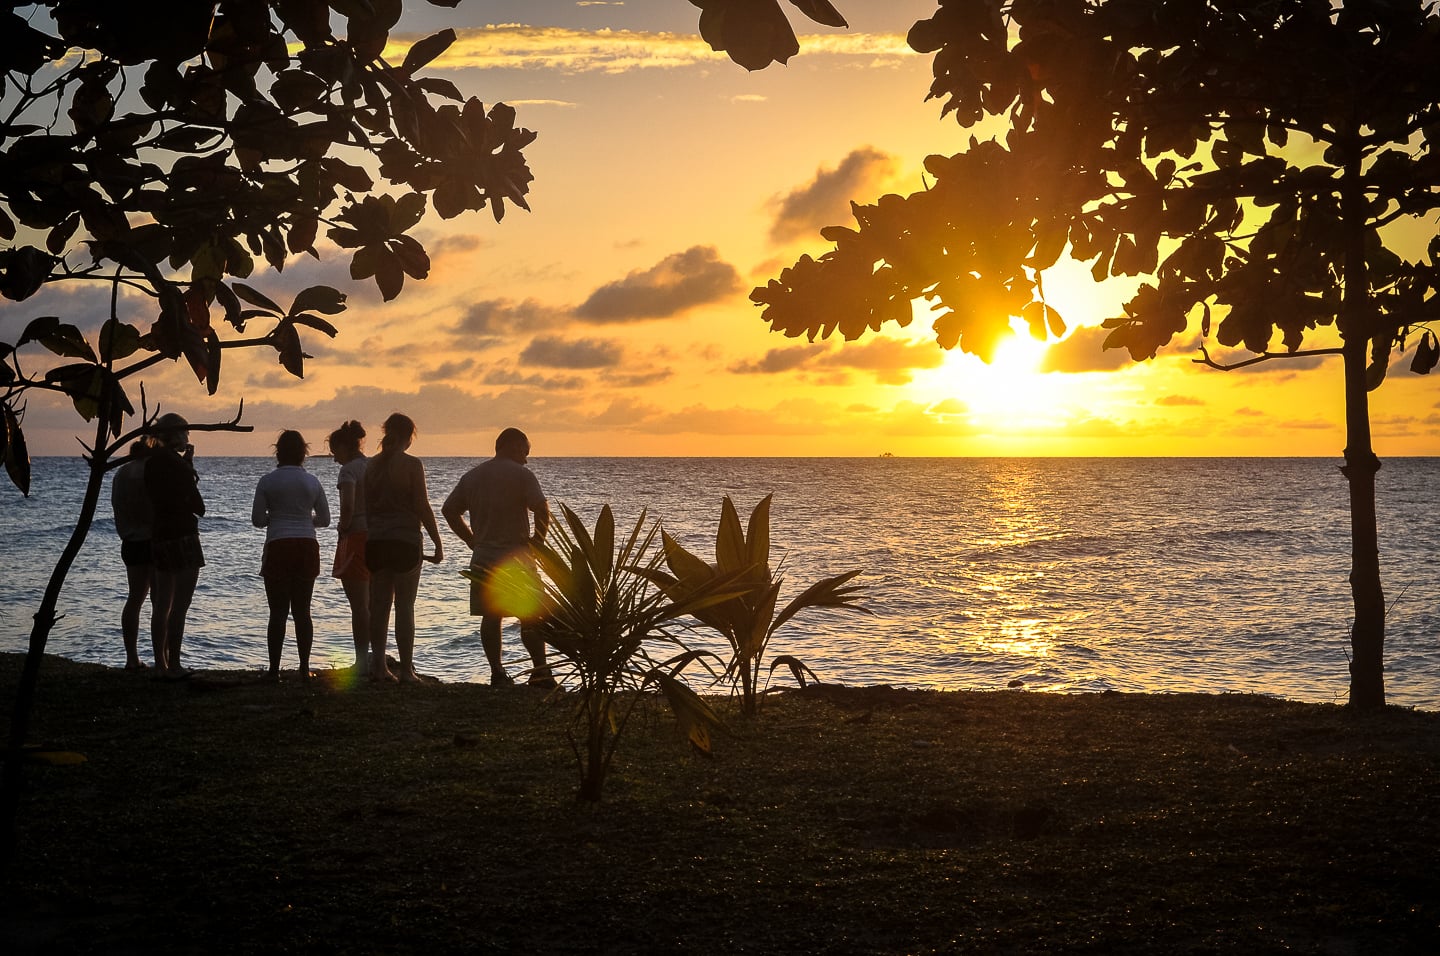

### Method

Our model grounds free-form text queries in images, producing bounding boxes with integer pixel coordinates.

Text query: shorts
[152,534,205,572]
[365,539,420,574]
[332,531,370,581]
[468,556,542,620]
[120,539,152,568]
[261,537,320,579]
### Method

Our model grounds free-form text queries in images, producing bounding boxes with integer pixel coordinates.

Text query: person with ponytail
[326,420,370,672]
[362,413,443,682]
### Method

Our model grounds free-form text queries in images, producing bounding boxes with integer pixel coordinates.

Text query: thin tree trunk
[1339,133,1386,710]
[1341,342,1385,709]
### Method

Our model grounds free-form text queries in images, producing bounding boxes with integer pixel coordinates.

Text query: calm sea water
[3,457,1439,709]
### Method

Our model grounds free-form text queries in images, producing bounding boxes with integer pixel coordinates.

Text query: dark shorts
[152,534,205,572]
[262,537,320,579]
[468,557,542,620]
[366,539,420,574]
[332,531,370,581]
[120,540,152,568]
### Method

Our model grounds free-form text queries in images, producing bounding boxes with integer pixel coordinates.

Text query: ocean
[3,456,1438,709]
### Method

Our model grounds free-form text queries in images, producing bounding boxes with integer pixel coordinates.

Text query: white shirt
[252,465,331,542]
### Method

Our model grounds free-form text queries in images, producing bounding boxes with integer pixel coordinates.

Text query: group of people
[110,413,553,687]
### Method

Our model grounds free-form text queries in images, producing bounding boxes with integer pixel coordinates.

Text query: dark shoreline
[4,652,1440,953]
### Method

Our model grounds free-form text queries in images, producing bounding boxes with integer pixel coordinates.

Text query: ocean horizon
[4,455,1438,710]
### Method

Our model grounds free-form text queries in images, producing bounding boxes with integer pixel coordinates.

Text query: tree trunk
[1338,134,1386,710]
[1340,344,1385,710]
[1,444,111,870]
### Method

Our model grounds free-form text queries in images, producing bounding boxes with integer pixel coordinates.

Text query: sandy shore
[3,652,1439,953]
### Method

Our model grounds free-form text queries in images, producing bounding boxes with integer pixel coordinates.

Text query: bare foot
[370,666,397,683]
[399,668,422,683]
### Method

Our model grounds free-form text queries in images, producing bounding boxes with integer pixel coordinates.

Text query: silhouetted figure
[363,413,443,682]
[145,413,205,678]
[111,437,157,670]
[326,420,370,672]
[252,430,331,680]
[442,427,552,687]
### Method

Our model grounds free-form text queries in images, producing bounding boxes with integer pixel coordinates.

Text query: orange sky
[5,0,1440,458]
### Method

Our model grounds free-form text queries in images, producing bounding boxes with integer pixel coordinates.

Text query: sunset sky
[7,0,1440,458]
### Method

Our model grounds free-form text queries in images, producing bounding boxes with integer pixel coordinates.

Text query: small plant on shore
[645,495,869,717]
[532,503,734,802]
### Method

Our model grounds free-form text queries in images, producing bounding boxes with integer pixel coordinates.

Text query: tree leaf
[715,496,747,573]
[289,285,347,317]
[292,313,339,337]
[2,401,31,497]
[99,319,141,363]
[401,28,456,75]
[274,322,305,378]
[788,0,847,29]
[232,282,283,315]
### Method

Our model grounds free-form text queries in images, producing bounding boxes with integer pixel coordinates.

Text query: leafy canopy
[752,0,1440,383]
[0,0,539,491]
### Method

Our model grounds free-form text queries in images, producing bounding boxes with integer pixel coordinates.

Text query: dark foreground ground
[2,652,1438,954]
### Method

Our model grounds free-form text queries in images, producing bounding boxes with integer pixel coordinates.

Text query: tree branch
[1193,343,1343,371]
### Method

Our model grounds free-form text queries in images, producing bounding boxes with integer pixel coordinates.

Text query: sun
[948,325,1070,422]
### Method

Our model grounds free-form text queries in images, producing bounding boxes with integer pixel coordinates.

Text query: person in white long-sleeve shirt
[252,430,331,679]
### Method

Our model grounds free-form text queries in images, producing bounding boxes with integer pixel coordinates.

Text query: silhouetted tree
[0,0,535,866]
[752,0,1440,709]
[0,0,850,867]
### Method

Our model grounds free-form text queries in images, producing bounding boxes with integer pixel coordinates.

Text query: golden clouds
[382,26,914,74]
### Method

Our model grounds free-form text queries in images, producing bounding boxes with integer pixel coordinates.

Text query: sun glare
[950,327,1069,422]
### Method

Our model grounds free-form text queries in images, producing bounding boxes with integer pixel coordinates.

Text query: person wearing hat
[144,412,206,677]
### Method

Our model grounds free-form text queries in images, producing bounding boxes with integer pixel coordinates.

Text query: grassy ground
[2,652,1439,954]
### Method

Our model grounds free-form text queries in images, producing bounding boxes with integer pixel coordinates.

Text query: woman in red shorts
[251,430,331,679]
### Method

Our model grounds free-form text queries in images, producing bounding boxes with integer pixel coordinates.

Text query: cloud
[481,368,589,390]
[816,336,944,385]
[729,344,827,374]
[1154,394,1205,407]
[521,335,623,369]
[382,25,913,75]
[575,246,741,322]
[1038,326,1134,373]
[769,147,899,244]
[455,298,567,338]
[431,358,479,379]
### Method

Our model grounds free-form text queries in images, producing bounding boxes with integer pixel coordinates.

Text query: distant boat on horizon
[880,451,895,458]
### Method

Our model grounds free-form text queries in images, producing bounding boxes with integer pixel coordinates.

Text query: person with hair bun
[362,413,443,682]
[144,412,205,677]
[327,419,370,672]
[252,429,330,679]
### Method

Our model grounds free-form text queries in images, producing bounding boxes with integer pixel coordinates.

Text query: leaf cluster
[690,0,848,71]
[526,503,732,801]
[0,0,538,490]
[643,494,869,716]
[754,0,1440,384]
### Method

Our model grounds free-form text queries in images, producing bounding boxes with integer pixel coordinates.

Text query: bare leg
[368,568,397,681]
[165,566,199,672]
[480,616,503,673]
[264,575,289,676]
[393,562,422,681]
[150,570,176,673]
[293,575,315,674]
[121,562,151,669]
[520,620,551,683]
[341,575,370,669]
